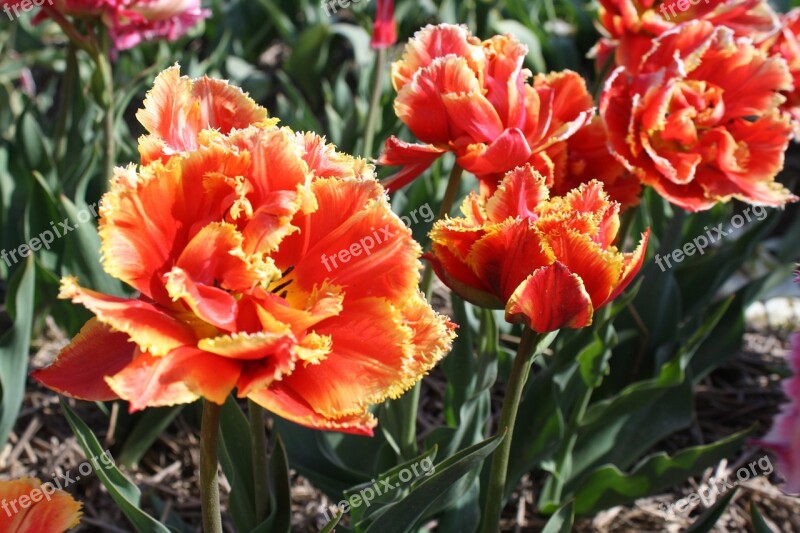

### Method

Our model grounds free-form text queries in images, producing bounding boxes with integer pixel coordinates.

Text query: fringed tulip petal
[60,277,196,357]
[506,262,594,330]
[37,66,455,432]
[31,318,133,401]
[0,478,82,533]
[106,347,241,411]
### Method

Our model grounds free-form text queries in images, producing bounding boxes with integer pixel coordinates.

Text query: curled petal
[506,262,594,331]
[60,277,196,357]
[378,138,446,191]
[0,478,82,533]
[106,347,241,411]
[31,318,133,401]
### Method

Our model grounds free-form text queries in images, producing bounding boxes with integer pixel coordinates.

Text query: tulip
[601,21,796,212]
[33,66,456,437]
[427,164,648,331]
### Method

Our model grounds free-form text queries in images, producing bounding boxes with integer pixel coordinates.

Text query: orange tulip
[0,478,81,532]
[601,21,796,212]
[378,24,593,192]
[542,116,642,211]
[759,8,800,137]
[426,165,648,332]
[594,0,778,71]
[33,67,455,436]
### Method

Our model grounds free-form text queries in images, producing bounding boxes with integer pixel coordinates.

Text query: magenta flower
[756,332,800,493]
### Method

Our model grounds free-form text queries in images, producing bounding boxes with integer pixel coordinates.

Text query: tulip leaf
[319,511,342,533]
[542,500,574,533]
[362,431,505,533]
[61,401,172,533]
[572,429,748,515]
[751,502,776,533]
[0,257,35,447]
[685,487,738,533]
[251,434,292,533]
[218,396,257,533]
[118,406,183,467]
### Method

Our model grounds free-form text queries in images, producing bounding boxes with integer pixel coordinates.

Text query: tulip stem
[200,400,223,533]
[480,327,543,533]
[249,400,270,522]
[400,163,465,459]
[95,27,116,191]
[364,47,387,158]
[421,163,464,298]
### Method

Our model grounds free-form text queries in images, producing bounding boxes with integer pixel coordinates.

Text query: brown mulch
[2,312,799,532]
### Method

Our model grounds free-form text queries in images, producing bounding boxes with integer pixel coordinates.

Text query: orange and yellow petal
[0,478,82,533]
[136,65,271,161]
[391,24,484,91]
[60,277,196,357]
[106,347,241,411]
[31,318,133,401]
[506,262,594,331]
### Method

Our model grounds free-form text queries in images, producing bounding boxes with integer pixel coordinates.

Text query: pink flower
[12,0,209,50]
[756,333,800,494]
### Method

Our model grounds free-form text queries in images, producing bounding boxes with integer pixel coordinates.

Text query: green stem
[90,27,115,191]
[400,163,465,458]
[480,327,542,533]
[249,400,270,523]
[363,47,387,158]
[200,401,223,533]
[54,42,78,166]
[420,163,464,298]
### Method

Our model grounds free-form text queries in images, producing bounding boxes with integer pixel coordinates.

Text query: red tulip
[601,21,796,212]
[0,478,82,533]
[378,24,593,192]
[371,0,396,49]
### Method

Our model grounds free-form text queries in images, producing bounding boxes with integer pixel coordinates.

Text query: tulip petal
[506,262,594,331]
[0,478,82,533]
[136,66,269,159]
[60,277,196,357]
[396,56,486,144]
[164,267,239,331]
[484,164,549,222]
[379,138,446,191]
[31,318,133,401]
[392,24,484,91]
[106,347,241,411]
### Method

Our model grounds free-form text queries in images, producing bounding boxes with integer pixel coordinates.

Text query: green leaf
[572,429,749,515]
[0,257,35,446]
[542,500,574,533]
[363,431,505,533]
[218,396,257,533]
[252,435,292,533]
[685,487,738,533]
[61,401,171,532]
[750,502,775,533]
[118,406,183,467]
[319,511,342,533]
